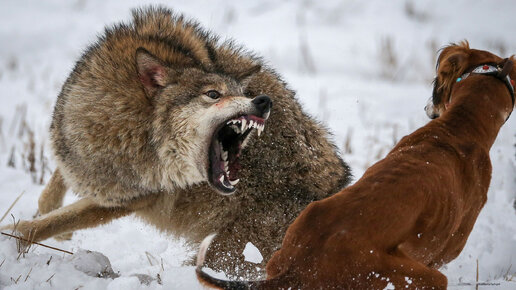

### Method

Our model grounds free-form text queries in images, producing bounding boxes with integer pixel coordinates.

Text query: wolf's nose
[252,95,272,115]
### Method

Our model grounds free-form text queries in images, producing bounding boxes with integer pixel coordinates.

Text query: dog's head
[426,41,516,119]
[136,48,272,195]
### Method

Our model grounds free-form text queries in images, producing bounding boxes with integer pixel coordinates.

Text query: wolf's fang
[241,119,247,131]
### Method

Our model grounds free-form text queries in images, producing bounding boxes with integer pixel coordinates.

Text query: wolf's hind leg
[37,169,72,240]
[38,169,67,214]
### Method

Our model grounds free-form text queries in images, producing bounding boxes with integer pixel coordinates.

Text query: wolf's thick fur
[196,43,515,288]
[3,6,350,277]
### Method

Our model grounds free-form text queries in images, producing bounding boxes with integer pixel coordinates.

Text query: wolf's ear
[136,47,169,97]
[236,64,261,87]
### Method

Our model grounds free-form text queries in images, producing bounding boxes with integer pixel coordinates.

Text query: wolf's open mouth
[209,115,266,194]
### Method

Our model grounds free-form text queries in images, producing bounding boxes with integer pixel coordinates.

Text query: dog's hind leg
[2,194,158,250]
[374,250,448,289]
[37,169,72,240]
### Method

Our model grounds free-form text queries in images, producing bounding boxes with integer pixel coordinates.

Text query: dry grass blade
[343,128,353,154]
[11,274,22,284]
[0,258,5,268]
[476,259,479,290]
[24,267,33,282]
[7,146,15,168]
[1,232,73,255]
[15,226,36,259]
[505,264,512,275]
[46,273,55,283]
[145,251,158,266]
[0,191,24,223]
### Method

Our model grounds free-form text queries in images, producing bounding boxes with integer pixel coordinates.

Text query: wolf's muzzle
[252,95,272,117]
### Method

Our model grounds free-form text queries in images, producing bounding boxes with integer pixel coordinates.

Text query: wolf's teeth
[222,150,228,161]
[224,161,229,172]
[232,125,241,134]
[257,127,263,137]
[229,179,240,186]
[249,120,255,129]
[241,119,247,131]
[219,175,224,184]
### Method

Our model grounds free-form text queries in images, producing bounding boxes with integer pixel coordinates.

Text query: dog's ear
[136,47,172,97]
[509,55,516,90]
[435,44,469,103]
[438,48,468,80]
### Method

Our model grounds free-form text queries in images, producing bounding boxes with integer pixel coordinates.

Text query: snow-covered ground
[0,0,515,289]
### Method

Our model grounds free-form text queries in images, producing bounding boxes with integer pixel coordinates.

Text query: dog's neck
[438,75,513,150]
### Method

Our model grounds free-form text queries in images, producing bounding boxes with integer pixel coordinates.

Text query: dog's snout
[252,95,272,115]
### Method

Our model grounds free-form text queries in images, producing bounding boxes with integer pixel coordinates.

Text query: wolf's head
[136,48,272,195]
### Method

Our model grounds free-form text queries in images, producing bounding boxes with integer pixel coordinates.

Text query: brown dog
[196,42,515,289]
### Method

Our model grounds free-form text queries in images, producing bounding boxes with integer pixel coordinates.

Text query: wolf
[1,6,351,278]
[196,42,515,288]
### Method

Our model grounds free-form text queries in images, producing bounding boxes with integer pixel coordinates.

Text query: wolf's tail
[196,234,276,290]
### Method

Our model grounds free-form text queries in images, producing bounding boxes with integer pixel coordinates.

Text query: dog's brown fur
[0,6,351,278]
[196,43,515,288]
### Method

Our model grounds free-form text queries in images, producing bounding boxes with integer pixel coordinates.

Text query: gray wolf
[1,6,351,278]
[196,42,515,288]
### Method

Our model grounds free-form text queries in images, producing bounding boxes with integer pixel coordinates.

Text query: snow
[242,242,263,264]
[70,249,118,279]
[0,0,515,289]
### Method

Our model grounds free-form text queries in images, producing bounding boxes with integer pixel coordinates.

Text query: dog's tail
[196,234,272,290]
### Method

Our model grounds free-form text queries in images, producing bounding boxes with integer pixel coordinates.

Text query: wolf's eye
[205,90,221,99]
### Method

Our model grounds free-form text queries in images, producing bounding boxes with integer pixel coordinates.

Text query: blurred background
[0,0,515,289]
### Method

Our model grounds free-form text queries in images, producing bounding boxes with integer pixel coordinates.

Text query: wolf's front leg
[37,169,73,240]
[1,195,157,250]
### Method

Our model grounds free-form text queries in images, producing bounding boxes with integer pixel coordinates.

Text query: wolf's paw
[0,220,38,250]
[0,223,20,236]
[55,232,73,241]
[0,225,14,241]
